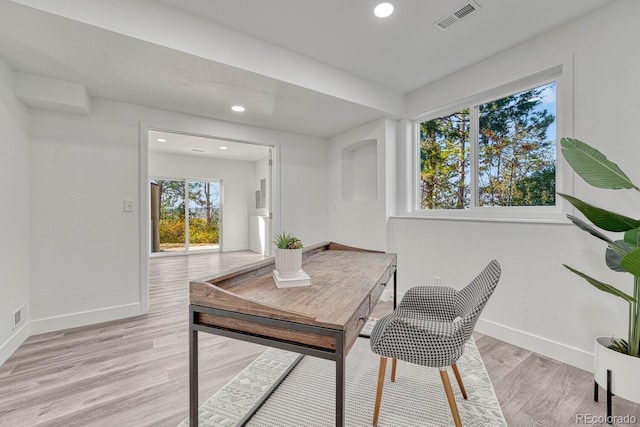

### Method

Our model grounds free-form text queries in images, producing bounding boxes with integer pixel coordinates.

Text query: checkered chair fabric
[370,260,501,368]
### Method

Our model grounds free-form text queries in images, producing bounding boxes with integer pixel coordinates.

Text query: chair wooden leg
[391,358,397,382]
[373,357,387,427]
[451,362,468,400]
[439,368,462,427]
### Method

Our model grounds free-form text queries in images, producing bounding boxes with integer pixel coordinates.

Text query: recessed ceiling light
[157,138,166,142]
[220,146,228,150]
[374,3,394,18]
[231,105,245,112]
[192,149,205,153]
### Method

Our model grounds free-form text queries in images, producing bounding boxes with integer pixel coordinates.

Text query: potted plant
[273,231,303,278]
[559,137,640,407]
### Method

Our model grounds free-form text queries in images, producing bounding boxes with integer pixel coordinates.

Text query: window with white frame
[416,78,558,213]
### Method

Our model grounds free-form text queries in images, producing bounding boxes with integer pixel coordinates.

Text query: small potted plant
[273,231,303,278]
[559,137,640,408]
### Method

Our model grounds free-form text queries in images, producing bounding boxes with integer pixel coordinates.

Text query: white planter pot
[594,336,640,404]
[274,248,302,278]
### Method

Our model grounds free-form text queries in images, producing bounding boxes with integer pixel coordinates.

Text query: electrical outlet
[434,276,441,286]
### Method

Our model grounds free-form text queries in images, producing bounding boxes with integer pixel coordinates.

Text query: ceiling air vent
[434,0,481,31]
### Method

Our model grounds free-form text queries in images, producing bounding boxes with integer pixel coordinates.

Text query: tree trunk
[204,182,212,224]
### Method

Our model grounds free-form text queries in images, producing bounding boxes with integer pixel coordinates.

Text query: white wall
[278,133,329,247]
[328,118,396,251]
[28,103,142,333]
[149,152,256,252]
[396,0,640,371]
[0,58,30,366]
[27,97,329,335]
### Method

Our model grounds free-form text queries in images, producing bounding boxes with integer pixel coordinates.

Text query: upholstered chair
[369,260,501,427]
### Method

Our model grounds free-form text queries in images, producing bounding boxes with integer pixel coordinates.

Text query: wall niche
[341,139,377,203]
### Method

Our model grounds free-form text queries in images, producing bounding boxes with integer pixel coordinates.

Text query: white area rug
[181,334,506,427]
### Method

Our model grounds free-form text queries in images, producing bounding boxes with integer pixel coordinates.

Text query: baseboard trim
[0,322,30,367]
[248,244,263,254]
[222,245,250,252]
[377,293,593,372]
[476,318,594,372]
[30,303,142,335]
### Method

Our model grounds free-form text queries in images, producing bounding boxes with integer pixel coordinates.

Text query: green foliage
[188,217,219,244]
[159,217,219,244]
[189,181,220,225]
[155,179,220,248]
[273,231,303,249]
[419,83,556,209]
[511,166,556,206]
[562,264,634,303]
[560,137,640,357]
[159,217,186,243]
[558,193,640,232]
[156,180,185,219]
[560,138,640,190]
[477,85,556,206]
[420,110,470,209]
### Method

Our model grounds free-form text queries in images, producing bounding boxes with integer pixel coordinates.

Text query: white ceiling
[0,0,617,139]
[0,0,386,138]
[154,0,615,92]
[149,130,271,161]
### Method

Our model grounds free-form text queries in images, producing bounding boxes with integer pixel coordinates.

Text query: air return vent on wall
[12,304,27,330]
[434,0,481,31]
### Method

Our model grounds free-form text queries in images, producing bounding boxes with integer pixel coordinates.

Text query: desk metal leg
[336,332,345,427]
[393,269,397,310]
[189,322,199,427]
[606,369,612,424]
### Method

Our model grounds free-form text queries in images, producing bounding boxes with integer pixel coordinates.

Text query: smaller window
[418,80,557,212]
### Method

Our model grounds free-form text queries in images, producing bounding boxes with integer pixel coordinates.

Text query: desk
[189,242,397,426]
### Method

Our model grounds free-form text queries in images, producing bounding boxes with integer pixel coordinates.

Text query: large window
[418,81,557,211]
[150,178,221,253]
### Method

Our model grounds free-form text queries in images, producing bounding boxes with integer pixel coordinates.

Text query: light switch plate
[123,199,134,212]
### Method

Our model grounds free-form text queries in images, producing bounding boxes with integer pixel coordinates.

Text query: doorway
[146,129,275,257]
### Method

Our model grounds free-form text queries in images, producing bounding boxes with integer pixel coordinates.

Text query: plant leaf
[558,193,640,232]
[606,247,625,272]
[560,138,640,190]
[624,228,640,249]
[563,264,635,302]
[567,214,613,243]
[606,241,632,272]
[620,248,640,277]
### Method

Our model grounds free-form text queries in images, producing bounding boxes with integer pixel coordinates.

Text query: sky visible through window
[419,81,557,210]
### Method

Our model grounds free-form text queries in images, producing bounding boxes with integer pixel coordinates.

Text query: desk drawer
[198,313,337,351]
[370,265,395,311]
[370,282,387,311]
[345,296,371,352]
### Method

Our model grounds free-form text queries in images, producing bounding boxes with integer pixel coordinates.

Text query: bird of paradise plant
[559,137,640,358]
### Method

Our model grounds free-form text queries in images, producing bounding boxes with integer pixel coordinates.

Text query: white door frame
[139,122,280,314]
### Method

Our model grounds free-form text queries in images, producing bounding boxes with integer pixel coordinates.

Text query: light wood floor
[0,252,638,426]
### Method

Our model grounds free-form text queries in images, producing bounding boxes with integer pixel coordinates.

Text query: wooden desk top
[190,242,397,331]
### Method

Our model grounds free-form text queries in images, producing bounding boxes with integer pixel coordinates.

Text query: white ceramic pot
[594,336,640,404]
[275,248,302,278]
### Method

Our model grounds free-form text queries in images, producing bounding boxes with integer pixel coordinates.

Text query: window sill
[391,211,572,225]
